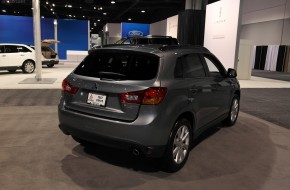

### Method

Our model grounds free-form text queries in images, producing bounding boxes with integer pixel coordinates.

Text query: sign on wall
[121,22,150,38]
[204,0,241,69]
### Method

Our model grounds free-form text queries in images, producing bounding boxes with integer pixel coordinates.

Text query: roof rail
[158,45,209,52]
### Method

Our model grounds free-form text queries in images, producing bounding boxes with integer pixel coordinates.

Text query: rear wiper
[98,71,127,81]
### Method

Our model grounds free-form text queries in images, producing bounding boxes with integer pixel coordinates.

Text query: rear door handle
[20,54,25,56]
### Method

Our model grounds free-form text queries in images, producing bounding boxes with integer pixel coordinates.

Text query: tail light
[120,87,167,105]
[62,79,79,94]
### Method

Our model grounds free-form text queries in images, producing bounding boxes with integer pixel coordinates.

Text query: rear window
[74,51,159,80]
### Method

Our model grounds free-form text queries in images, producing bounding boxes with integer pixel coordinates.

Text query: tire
[162,118,192,172]
[223,95,240,126]
[8,70,17,73]
[22,60,35,73]
[47,64,54,68]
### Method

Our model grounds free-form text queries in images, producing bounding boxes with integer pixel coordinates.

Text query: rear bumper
[42,60,59,65]
[59,123,166,157]
[58,104,170,158]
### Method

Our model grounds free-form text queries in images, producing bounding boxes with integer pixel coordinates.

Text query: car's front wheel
[22,60,35,73]
[162,118,192,172]
[223,95,240,126]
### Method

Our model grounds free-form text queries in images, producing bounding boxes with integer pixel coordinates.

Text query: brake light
[62,79,79,94]
[120,87,167,105]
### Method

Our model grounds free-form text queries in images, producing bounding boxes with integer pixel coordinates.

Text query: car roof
[98,44,211,54]
[0,43,30,46]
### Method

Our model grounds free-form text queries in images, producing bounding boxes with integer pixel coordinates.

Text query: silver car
[58,45,240,172]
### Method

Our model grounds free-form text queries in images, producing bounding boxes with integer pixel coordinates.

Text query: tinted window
[0,46,4,53]
[137,38,178,45]
[5,45,19,53]
[74,51,159,80]
[18,46,32,52]
[174,54,205,78]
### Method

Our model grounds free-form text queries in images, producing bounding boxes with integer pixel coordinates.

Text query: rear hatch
[63,49,161,122]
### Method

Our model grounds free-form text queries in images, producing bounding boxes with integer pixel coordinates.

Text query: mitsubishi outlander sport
[58,45,240,172]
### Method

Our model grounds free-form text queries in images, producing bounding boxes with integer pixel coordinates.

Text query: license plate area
[87,93,107,107]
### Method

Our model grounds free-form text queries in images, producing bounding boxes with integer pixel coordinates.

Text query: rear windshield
[74,50,160,80]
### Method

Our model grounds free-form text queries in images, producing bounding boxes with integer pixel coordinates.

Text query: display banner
[121,22,150,38]
[204,0,241,70]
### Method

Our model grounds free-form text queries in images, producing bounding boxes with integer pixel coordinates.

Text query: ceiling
[0,0,187,33]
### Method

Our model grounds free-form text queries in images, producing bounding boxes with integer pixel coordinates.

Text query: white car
[0,43,36,73]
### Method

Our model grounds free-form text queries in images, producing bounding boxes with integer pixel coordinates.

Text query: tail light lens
[120,87,167,105]
[62,79,79,94]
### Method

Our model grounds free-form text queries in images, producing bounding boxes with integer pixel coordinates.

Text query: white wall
[204,0,241,69]
[150,19,167,36]
[241,0,290,45]
[166,15,178,38]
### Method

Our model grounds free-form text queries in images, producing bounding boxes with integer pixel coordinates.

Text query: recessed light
[2,10,6,13]
[46,1,48,4]
[69,15,72,17]
[73,15,76,18]
[50,8,53,11]
[80,6,82,9]
[83,16,85,18]
[67,4,72,8]
[94,7,96,9]
[141,10,145,13]
[52,12,55,14]
[52,3,55,7]
[6,0,10,3]
[41,16,44,18]
[111,1,115,4]
[103,12,107,15]
[97,19,100,22]
[100,7,103,10]
[128,18,131,21]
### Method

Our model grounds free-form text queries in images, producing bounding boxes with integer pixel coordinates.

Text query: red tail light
[62,79,79,94]
[120,87,167,105]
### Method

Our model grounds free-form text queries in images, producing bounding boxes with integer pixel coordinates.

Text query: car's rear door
[63,49,161,122]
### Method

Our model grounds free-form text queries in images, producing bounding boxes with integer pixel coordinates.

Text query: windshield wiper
[98,71,127,80]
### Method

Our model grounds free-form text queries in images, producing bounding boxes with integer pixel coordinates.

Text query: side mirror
[227,68,237,78]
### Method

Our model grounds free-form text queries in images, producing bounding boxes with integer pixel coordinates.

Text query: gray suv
[58,45,240,172]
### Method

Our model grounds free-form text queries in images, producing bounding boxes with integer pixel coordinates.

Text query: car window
[202,54,225,77]
[0,46,4,53]
[5,45,18,53]
[74,51,159,80]
[174,54,206,78]
[18,46,32,52]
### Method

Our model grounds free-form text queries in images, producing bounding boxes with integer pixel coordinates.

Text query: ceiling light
[98,7,103,10]
[52,12,55,14]
[128,18,131,21]
[46,1,48,4]
[103,12,107,15]
[111,1,115,4]
[80,6,82,9]
[6,0,10,3]
[69,15,72,17]
[97,19,100,22]
[94,22,96,26]
[50,8,53,11]
[52,3,55,7]
[2,10,6,13]
[73,15,76,18]
[83,16,85,18]
[68,4,72,8]
[41,16,44,18]
[94,7,96,9]
[141,10,145,13]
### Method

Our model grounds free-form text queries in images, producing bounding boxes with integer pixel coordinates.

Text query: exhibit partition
[0,15,89,59]
[204,0,241,69]
[253,45,290,72]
